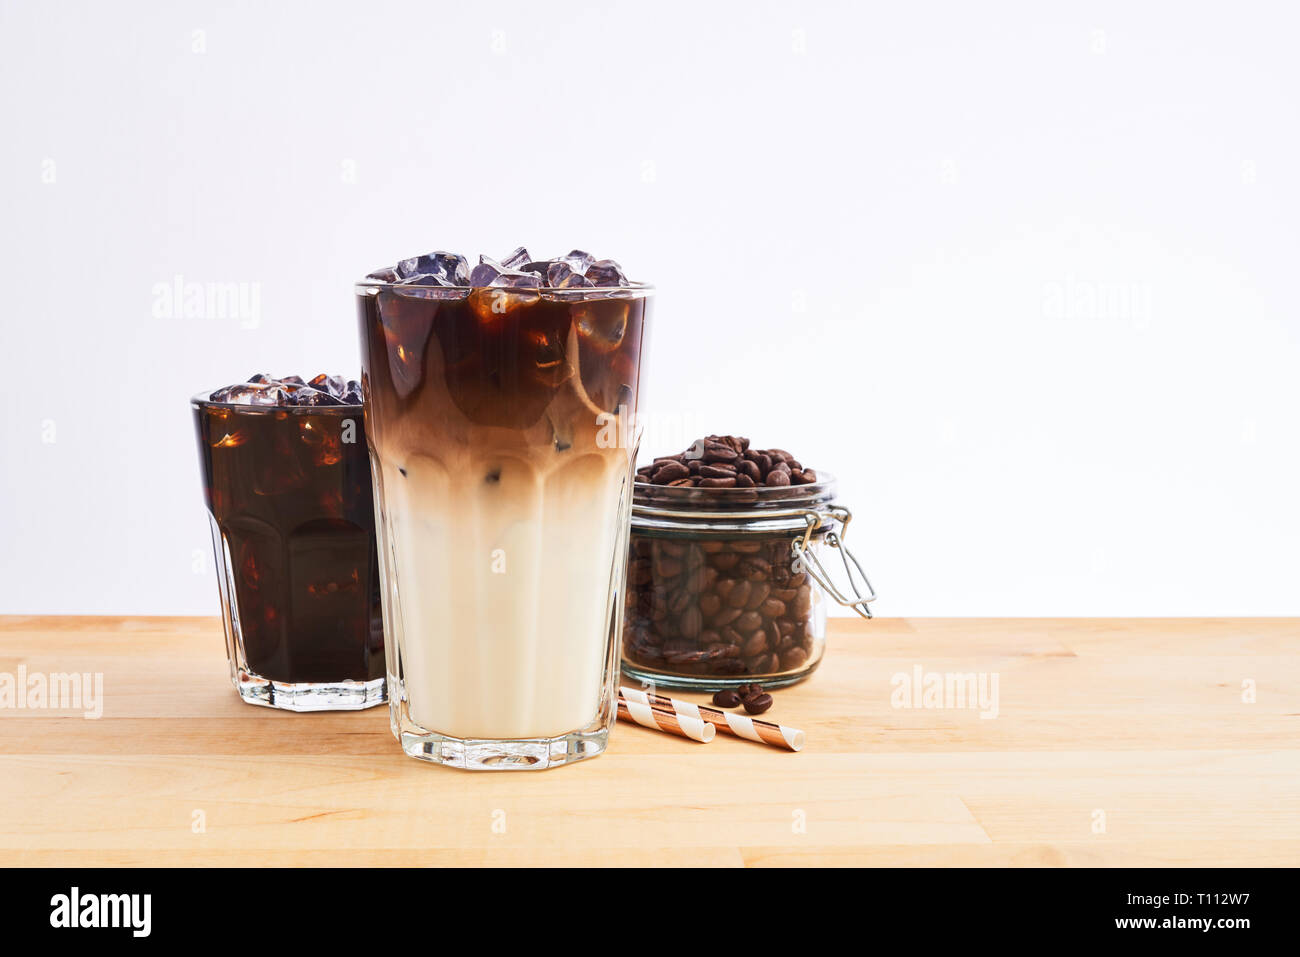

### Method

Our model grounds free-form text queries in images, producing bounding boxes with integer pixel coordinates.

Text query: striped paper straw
[619,686,805,752]
[616,698,715,743]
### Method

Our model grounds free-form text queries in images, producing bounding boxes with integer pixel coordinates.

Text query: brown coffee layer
[357,288,648,468]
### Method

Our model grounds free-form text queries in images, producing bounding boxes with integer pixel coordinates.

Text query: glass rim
[354,280,654,297]
[190,389,363,413]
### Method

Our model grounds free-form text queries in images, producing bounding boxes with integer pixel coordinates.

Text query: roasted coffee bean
[699,477,737,488]
[712,552,740,570]
[662,638,693,657]
[792,585,812,616]
[744,581,770,610]
[712,689,742,708]
[657,540,686,556]
[771,587,797,602]
[681,566,708,594]
[679,606,702,639]
[781,647,809,670]
[667,478,694,486]
[730,540,761,554]
[759,597,786,618]
[719,625,744,646]
[737,459,761,482]
[711,606,742,627]
[699,464,737,478]
[764,619,781,648]
[764,469,790,487]
[735,610,762,631]
[699,593,722,617]
[652,461,690,484]
[714,578,736,601]
[700,540,724,553]
[668,590,691,615]
[741,629,767,656]
[727,580,752,608]
[740,557,771,581]
[736,473,755,488]
[742,692,773,715]
[736,682,764,699]
[655,556,682,578]
[702,441,739,463]
[777,618,796,637]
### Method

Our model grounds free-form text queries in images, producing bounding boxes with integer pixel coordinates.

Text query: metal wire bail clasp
[791,506,877,619]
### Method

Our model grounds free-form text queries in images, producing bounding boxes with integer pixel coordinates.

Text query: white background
[2,0,1297,616]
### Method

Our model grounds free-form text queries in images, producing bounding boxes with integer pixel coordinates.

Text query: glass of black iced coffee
[191,374,385,710]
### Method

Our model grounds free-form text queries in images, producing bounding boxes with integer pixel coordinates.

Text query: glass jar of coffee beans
[622,436,875,690]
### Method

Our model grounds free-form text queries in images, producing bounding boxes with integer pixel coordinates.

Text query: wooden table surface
[0,616,1296,867]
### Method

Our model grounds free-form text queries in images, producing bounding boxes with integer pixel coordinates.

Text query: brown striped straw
[616,697,715,743]
[619,686,805,752]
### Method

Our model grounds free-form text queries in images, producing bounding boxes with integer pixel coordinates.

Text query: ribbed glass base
[234,669,387,712]
[397,725,610,770]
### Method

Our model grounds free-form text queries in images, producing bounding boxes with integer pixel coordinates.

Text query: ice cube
[586,259,628,286]
[293,388,343,407]
[395,251,469,285]
[547,262,594,289]
[574,299,629,351]
[499,246,531,270]
[308,374,347,397]
[378,292,434,398]
[561,250,595,275]
[470,258,504,287]
[210,383,287,406]
[468,285,542,322]
[471,258,542,289]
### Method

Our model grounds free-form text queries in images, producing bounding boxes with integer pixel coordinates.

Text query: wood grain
[0,616,1296,867]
